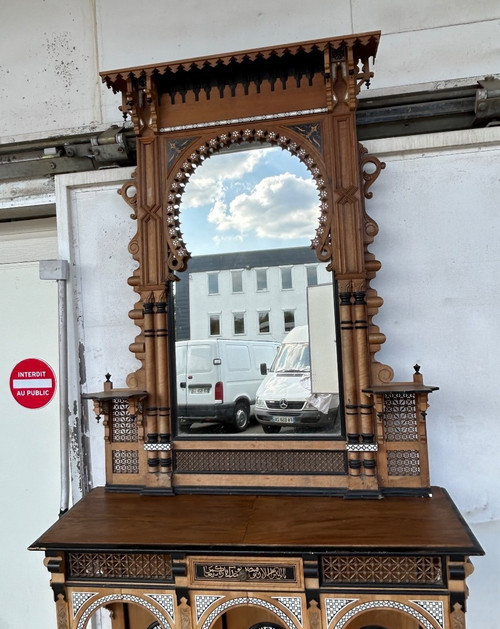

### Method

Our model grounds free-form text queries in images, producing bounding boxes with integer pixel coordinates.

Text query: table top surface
[30,486,483,555]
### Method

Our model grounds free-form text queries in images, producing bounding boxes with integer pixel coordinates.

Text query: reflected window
[256,268,268,291]
[233,312,245,335]
[208,272,219,295]
[258,311,270,333]
[284,310,295,332]
[306,265,318,286]
[232,270,243,293]
[209,314,221,336]
[281,267,292,290]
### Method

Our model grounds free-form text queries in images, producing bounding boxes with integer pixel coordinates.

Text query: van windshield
[271,343,310,373]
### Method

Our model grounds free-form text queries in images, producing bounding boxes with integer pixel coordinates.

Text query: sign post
[9,358,56,409]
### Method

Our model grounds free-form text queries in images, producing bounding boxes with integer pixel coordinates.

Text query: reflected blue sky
[180,146,320,255]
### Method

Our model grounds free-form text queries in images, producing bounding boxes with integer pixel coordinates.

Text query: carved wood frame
[99,32,435,496]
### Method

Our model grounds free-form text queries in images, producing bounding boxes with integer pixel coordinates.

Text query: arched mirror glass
[173,144,343,439]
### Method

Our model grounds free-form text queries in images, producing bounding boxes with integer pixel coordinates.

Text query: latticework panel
[67,552,173,581]
[111,398,138,442]
[112,449,139,474]
[387,450,420,476]
[383,392,418,441]
[322,554,443,585]
[175,450,347,474]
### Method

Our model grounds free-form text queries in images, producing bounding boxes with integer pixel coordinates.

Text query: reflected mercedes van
[254,326,339,433]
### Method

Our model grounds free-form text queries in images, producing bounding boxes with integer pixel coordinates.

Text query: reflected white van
[254,325,340,433]
[176,339,279,432]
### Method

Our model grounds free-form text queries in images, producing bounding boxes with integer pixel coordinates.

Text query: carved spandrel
[287,122,323,153]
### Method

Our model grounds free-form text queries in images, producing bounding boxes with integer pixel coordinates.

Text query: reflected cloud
[208,173,319,241]
[180,146,319,254]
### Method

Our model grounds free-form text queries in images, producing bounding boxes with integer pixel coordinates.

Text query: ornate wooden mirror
[94,32,436,497]
[173,143,340,438]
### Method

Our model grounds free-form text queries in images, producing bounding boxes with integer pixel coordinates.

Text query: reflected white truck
[176,339,279,432]
[254,325,340,434]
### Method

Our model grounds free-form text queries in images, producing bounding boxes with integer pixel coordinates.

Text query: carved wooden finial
[104,373,113,391]
[413,364,423,384]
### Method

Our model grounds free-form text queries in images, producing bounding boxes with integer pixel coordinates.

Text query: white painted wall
[0,223,59,629]
[56,168,138,489]
[364,127,500,628]
[1,1,499,142]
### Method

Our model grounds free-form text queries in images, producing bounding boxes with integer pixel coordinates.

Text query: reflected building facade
[175,246,331,342]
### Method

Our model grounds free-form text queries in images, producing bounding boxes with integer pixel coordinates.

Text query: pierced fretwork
[112,449,139,474]
[322,554,443,585]
[384,392,418,441]
[111,398,138,442]
[68,552,173,581]
[387,449,421,476]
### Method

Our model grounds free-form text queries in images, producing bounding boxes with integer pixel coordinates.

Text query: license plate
[190,387,210,394]
[273,416,296,424]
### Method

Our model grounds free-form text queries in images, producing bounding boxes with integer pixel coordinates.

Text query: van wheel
[232,402,250,432]
[262,424,281,434]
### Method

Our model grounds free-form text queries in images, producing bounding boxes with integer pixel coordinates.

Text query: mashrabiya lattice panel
[322,555,443,585]
[175,450,347,474]
[111,398,138,442]
[383,392,418,441]
[112,449,139,474]
[68,552,173,581]
[386,450,421,476]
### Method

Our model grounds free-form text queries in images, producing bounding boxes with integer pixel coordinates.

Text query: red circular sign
[9,358,56,409]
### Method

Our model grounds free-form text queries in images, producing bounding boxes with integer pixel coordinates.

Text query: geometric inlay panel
[322,555,443,585]
[410,599,445,629]
[332,600,435,629]
[75,594,170,629]
[195,595,224,623]
[272,596,303,627]
[71,592,97,618]
[200,596,297,629]
[325,599,358,626]
[146,594,176,623]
